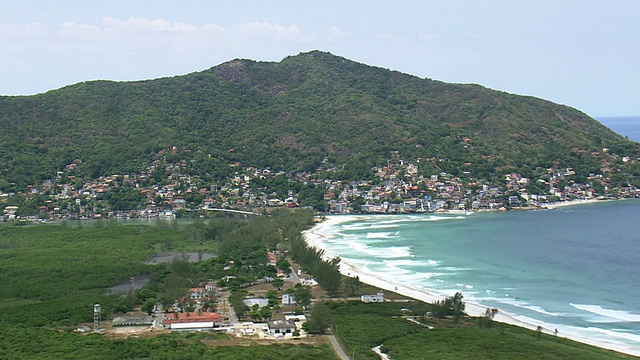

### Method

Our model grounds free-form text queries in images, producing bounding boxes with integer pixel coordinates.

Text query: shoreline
[303,210,639,357]
[540,198,610,210]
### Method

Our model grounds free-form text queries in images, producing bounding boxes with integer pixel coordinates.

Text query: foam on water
[423,215,462,221]
[368,224,401,229]
[341,224,374,231]
[366,231,400,239]
[381,262,413,275]
[385,259,422,267]
[420,272,446,279]
[454,283,474,289]
[347,241,412,258]
[488,298,565,317]
[570,304,640,323]
[313,203,640,355]
[377,219,412,225]
[387,246,413,258]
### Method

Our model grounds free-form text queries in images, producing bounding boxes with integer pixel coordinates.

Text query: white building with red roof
[162,312,223,332]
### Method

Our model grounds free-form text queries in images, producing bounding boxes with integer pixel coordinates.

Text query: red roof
[163,312,222,325]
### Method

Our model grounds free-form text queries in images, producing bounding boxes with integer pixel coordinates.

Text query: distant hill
[1,50,638,189]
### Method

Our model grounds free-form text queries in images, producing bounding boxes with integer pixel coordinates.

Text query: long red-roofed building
[162,312,223,331]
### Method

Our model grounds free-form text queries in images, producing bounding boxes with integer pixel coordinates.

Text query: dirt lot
[201,333,326,348]
[104,325,169,340]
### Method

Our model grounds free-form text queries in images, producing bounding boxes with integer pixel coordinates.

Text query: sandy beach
[542,198,608,210]
[303,213,640,357]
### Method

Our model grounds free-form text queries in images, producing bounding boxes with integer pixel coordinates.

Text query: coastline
[541,198,609,210]
[303,216,533,323]
[303,211,639,357]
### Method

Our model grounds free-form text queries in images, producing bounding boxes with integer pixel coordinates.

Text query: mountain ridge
[0,50,638,190]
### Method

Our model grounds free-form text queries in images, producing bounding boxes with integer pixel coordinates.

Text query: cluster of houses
[2,145,639,221]
[106,251,385,338]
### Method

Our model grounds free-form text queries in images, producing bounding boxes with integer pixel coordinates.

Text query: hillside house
[189,287,207,300]
[267,251,277,266]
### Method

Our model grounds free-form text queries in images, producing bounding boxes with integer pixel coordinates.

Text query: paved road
[289,269,301,284]
[328,334,351,360]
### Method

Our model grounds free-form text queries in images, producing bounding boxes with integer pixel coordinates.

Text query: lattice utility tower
[93,304,101,332]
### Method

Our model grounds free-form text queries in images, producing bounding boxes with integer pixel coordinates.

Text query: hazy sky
[1,1,638,117]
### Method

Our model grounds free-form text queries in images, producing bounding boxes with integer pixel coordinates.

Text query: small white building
[361,291,384,303]
[282,294,296,306]
[267,319,296,337]
[284,314,306,322]
[244,298,269,308]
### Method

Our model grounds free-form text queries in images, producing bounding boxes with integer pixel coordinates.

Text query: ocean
[314,200,640,355]
[597,116,640,142]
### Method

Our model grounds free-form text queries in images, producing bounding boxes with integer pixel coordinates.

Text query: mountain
[0,50,638,189]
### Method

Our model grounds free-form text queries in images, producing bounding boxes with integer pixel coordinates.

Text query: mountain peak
[1,51,638,190]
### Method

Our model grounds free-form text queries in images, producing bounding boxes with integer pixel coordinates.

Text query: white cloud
[58,21,102,40]
[0,17,326,94]
[100,17,200,34]
[202,23,225,34]
[377,33,395,42]
[0,17,317,58]
[330,26,348,39]
[237,22,300,34]
[232,22,311,43]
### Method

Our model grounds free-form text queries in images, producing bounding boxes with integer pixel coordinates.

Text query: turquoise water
[317,200,640,355]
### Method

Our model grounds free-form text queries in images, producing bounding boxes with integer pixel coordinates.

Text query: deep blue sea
[598,116,640,142]
[315,200,640,355]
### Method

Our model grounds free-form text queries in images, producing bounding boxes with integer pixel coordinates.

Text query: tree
[481,308,498,328]
[267,290,279,308]
[272,278,284,290]
[316,258,341,296]
[292,284,312,307]
[259,306,272,321]
[249,304,261,321]
[302,303,332,334]
[434,292,466,319]
[343,275,361,297]
[141,298,157,315]
[451,292,465,313]
[276,259,291,271]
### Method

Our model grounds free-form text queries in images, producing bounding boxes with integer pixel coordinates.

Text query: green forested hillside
[1,50,638,188]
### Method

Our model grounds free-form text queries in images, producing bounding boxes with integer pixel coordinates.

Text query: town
[2,145,639,221]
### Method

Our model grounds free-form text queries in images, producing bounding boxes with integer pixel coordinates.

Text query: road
[328,334,351,360]
[289,269,301,284]
[218,290,238,324]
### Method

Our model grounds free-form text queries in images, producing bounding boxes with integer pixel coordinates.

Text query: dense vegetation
[0,328,336,359]
[0,209,315,325]
[0,210,323,358]
[1,51,639,190]
[328,301,635,360]
[0,210,636,358]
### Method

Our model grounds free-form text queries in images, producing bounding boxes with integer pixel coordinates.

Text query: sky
[1,1,639,117]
